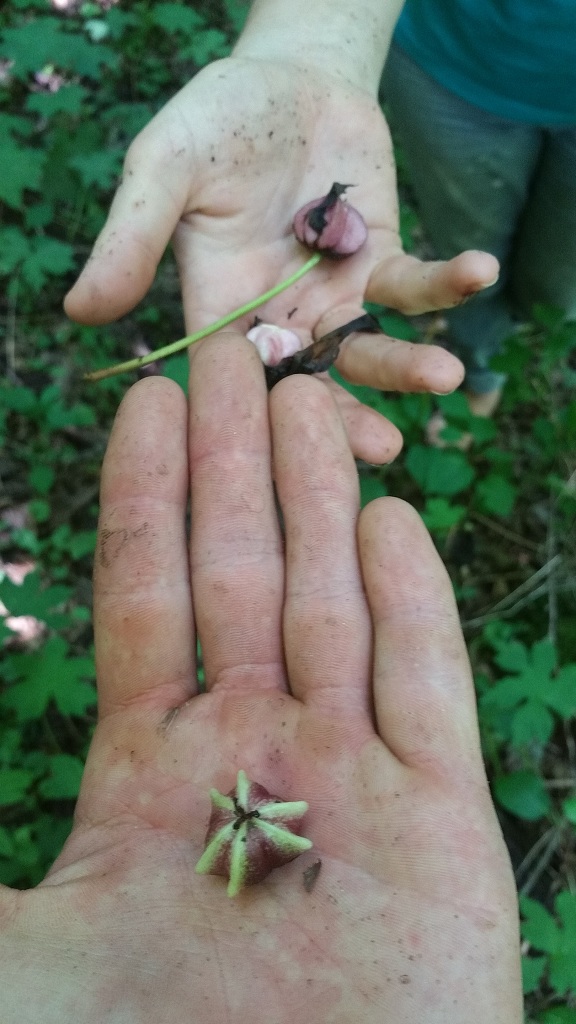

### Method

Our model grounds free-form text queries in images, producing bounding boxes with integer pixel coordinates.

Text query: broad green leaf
[0,226,32,274]
[68,149,123,190]
[1,635,95,721]
[481,675,527,711]
[532,639,557,678]
[68,530,97,560]
[520,896,559,954]
[540,1008,576,1024]
[360,473,388,507]
[162,353,189,392]
[29,498,51,524]
[548,892,576,995]
[39,754,84,800]
[405,444,474,496]
[0,571,70,628]
[178,29,231,65]
[436,390,471,423]
[370,308,418,341]
[25,83,89,117]
[511,700,554,748]
[494,771,551,821]
[1,18,116,80]
[422,497,466,531]
[0,135,44,208]
[0,768,35,806]
[151,3,206,34]
[44,398,96,429]
[476,472,517,517]
[20,237,75,291]
[494,639,529,673]
[28,464,55,496]
[4,385,39,415]
[521,954,546,994]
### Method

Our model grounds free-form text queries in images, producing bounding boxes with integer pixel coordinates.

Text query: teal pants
[382,44,576,393]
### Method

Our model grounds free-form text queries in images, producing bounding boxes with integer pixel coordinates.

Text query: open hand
[1,336,520,1023]
[65,59,499,462]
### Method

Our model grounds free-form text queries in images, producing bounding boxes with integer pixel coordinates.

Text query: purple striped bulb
[293,182,367,258]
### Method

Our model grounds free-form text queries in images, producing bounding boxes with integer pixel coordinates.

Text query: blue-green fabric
[393,0,576,125]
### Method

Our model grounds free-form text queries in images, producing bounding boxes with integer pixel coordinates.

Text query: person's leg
[381,44,543,395]
[511,126,576,319]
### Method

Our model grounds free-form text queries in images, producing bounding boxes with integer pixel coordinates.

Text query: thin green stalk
[84,253,322,382]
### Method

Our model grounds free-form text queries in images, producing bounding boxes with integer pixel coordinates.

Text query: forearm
[233,0,406,92]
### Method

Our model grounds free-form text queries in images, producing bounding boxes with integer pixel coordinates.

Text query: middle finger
[188,334,286,693]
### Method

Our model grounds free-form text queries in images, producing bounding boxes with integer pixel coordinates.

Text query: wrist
[233,0,405,93]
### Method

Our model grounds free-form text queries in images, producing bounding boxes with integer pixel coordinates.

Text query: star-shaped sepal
[195,770,313,897]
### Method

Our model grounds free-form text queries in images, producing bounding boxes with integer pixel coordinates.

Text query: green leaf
[548,892,576,995]
[494,639,529,673]
[68,530,97,560]
[540,1008,576,1024]
[28,464,55,496]
[421,497,466,531]
[162,352,189,392]
[1,18,117,80]
[511,700,554,748]
[0,768,35,807]
[0,226,32,274]
[521,896,560,953]
[0,571,71,628]
[0,135,44,208]
[0,382,37,414]
[68,148,123,190]
[436,391,471,424]
[405,444,474,497]
[1,635,96,721]
[150,3,206,34]
[177,29,229,65]
[359,473,388,507]
[38,754,84,800]
[369,308,418,341]
[25,83,89,117]
[29,498,51,524]
[538,665,576,719]
[476,472,517,518]
[481,675,528,712]
[532,639,557,678]
[521,954,546,994]
[494,771,551,821]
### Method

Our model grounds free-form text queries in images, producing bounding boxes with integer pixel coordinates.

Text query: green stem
[84,253,322,382]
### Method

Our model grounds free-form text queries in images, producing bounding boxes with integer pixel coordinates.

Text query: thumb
[64,124,194,326]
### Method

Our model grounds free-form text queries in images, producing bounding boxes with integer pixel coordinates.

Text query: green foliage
[0,0,240,893]
[521,892,576,998]
[480,635,576,751]
[2,635,96,722]
[493,770,551,821]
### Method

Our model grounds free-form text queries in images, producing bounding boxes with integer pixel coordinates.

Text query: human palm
[65,58,499,462]
[2,338,521,1023]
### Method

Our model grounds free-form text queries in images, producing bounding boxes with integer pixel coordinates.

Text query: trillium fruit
[195,770,313,898]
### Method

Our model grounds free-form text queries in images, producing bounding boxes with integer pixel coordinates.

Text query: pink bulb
[293,183,367,258]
